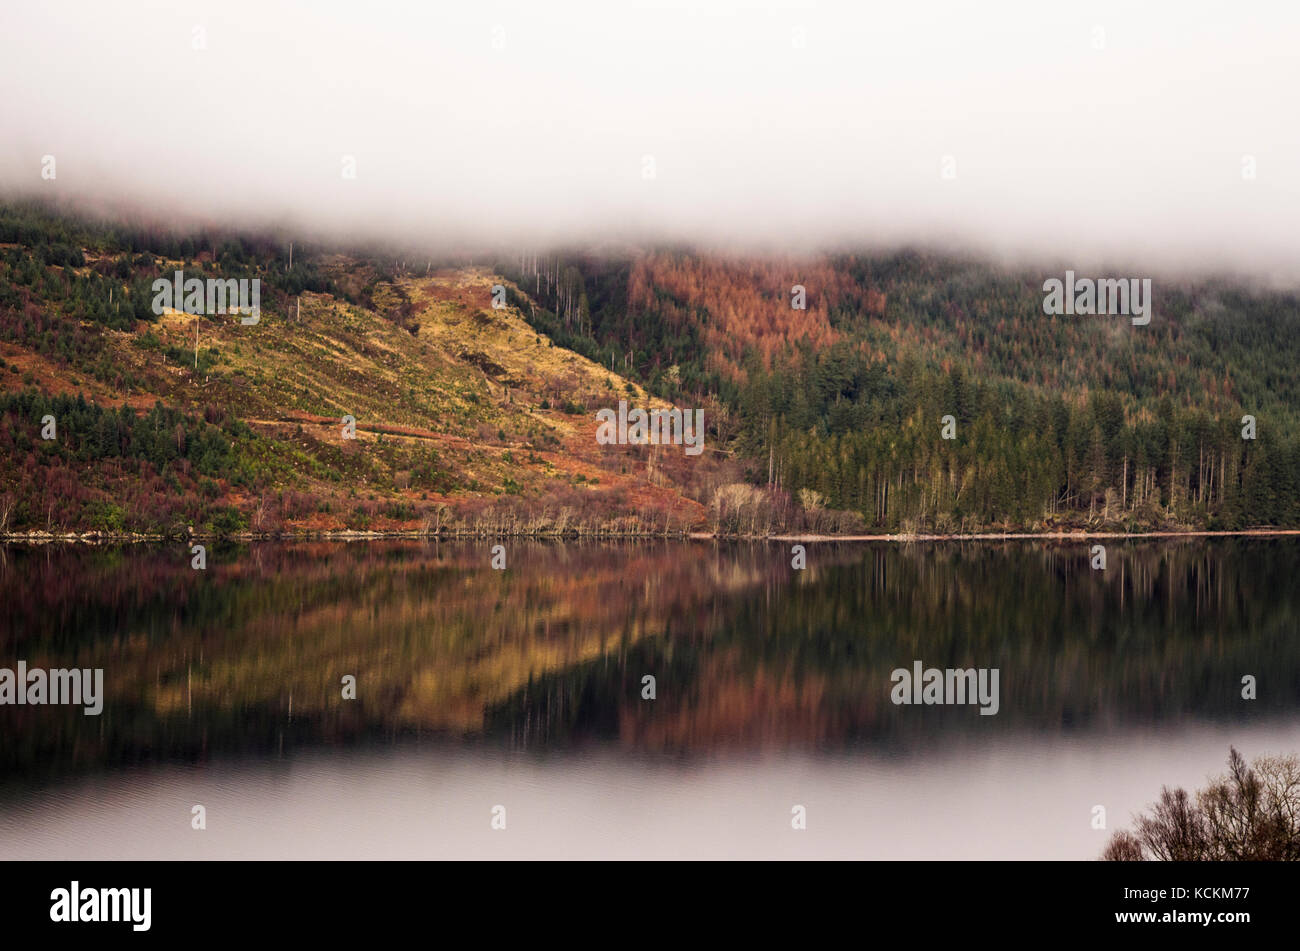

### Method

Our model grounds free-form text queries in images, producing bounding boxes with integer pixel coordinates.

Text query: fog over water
[4,723,1298,860]
[2,1,1298,279]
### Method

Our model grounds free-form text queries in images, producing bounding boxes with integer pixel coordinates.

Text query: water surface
[1,539,1296,858]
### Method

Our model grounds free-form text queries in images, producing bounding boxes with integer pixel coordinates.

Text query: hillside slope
[0,204,726,536]
[8,198,1300,537]
[502,250,1300,532]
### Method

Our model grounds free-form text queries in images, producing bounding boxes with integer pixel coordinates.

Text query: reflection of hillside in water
[1,539,1298,775]
[492,539,1300,751]
[0,541,797,774]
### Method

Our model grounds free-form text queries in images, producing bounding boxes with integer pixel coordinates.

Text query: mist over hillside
[2,198,1299,538]
[3,1,1298,281]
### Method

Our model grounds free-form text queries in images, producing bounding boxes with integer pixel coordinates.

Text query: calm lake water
[1,539,1297,859]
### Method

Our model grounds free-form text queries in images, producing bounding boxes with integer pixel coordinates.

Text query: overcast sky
[2,0,1297,278]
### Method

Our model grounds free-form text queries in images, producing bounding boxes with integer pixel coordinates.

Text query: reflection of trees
[726,539,1300,722]
[0,540,771,775]
[502,540,1300,751]
[2,539,1298,774]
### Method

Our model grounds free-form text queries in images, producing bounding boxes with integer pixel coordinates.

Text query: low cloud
[2,0,1297,280]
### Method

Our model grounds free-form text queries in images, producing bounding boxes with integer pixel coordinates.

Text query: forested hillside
[3,196,1299,537]
[502,251,1300,532]
[0,200,723,537]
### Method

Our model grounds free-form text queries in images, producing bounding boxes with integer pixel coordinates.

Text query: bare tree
[1103,747,1300,861]
[421,503,451,537]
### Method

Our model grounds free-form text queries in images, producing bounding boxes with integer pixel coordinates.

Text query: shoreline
[751,529,1300,542]
[4,528,1300,545]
